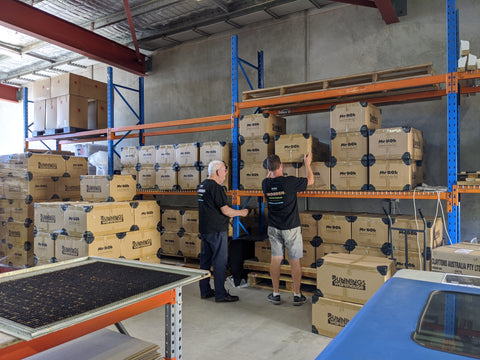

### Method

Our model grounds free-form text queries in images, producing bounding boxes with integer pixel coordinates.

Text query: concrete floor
[116,279,332,360]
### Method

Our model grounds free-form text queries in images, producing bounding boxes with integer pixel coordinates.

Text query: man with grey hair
[198,160,249,303]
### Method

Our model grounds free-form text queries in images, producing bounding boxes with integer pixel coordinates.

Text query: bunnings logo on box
[8,230,21,238]
[100,214,124,224]
[64,185,80,191]
[133,239,152,249]
[87,185,102,193]
[8,185,21,192]
[62,245,79,257]
[40,214,56,223]
[37,162,57,169]
[331,275,366,290]
[327,313,350,328]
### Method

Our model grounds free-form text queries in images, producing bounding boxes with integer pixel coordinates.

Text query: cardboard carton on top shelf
[174,143,199,167]
[120,146,138,167]
[32,78,51,101]
[198,141,230,167]
[240,136,275,164]
[156,145,176,166]
[239,113,286,140]
[275,133,330,163]
[369,127,423,161]
[33,100,46,132]
[330,102,381,134]
[331,131,369,162]
[239,161,268,190]
[330,160,369,191]
[138,145,158,166]
[87,100,107,129]
[51,73,107,101]
[56,95,88,129]
[45,98,57,130]
[369,159,422,191]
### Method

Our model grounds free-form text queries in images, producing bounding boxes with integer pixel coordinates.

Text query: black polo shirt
[198,179,229,234]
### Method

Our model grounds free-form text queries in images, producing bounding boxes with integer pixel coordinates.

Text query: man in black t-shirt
[198,160,249,303]
[262,153,314,306]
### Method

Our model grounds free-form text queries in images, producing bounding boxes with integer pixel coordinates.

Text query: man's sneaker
[293,294,306,306]
[227,275,249,288]
[268,293,281,305]
[215,292,239,303]
[226,275,236,288]
[236,278,248,288]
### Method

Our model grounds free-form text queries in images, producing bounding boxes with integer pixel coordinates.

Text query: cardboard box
[33,231,57,265]
[121,166,137,177]
[34,202,65,233]
[300,211,321,240]
[7,152,66,177]
[62,201,135,238]
[120,146,138,167]
[282,163,298,177]
[330,102,381,134]
[312,295,363,338]
[5,238,34,267]
[88,100,107,129]
[7,200,34,224]
[131,200,161,231]
[137,165,156,189]
[119,229,161,259]
[56,95,89,129]
[254,240,271,263]
[331,161,369,191]
[316,253,396,304]
[33,100,46,132]
[55,233,122,261]
[331,131,369,161]
[80,174,137,202]
[323,242,350,255]
[432,243,480,276]
[161,208,184,232]
[179,232,202,258]
[0,200,10,222]
[156,145,176,166]
[389,215,444,250]
[155,167,178,190]
[45,98,58,130]
[394,250,431,271]
[239,113,286,140]
[349,245,387,258]
[369,159,421,191]
[64,156,88,177]
[351,213,390,248]
[369,127,423,161]
[32,78,51,101]
[51,73,107,100]
[53,176,81,201]
[138,145,158,166]
[177,166,201,190]
[299,162,331,190]
[239,162,267,190]
[3,176,55,203]
[198,141,231,167]
[174,143,199,167]
[317,213,353,245]
[182,209,199,233]
[275,133,329,163]
[160,231,182,256]
[240,137,274,163]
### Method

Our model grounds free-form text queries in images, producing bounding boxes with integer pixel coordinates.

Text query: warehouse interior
[0,0,479,359]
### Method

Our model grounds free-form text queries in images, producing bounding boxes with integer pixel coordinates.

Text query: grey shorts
[268,226,303,260]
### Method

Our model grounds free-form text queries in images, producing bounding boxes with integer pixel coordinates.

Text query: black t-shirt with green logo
[262,176,308,230]
[198,179,229,234]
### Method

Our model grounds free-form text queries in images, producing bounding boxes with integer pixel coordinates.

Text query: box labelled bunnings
[298,162,331,190]
[137,145,158,166]
[120,146,138,167]
[156,144,176,166]
[317,212,354,245]
[176,166,201,190]
[178,233,202,258]
[369,127,424,161]
[330,102,381,134]
[155,166,178,190]
[55,233,122,262]
[330,159,370,191]
[239,113,286,140]
[34,202,65,233]
[130,200,161,231]
[80,174,137,202]
[431,242,480,276]
[62,201,135,238]
[161,208,184,232]
[174,143,199,167]
[316,253,396,304]
[137,164,156,189]
[312,294,363,338]
[6,152,66,178]
[239,161,267,190]
[159,230,182,256]
[53,176,81,201]
[198,141,231,167]
[64,156,88,177]
[394,249,431,271]
[3,176,56,203]
[239,136,275,163]
[275,133,330,163]
[369,159,422,191]
[254,240,271,263]
[350,213,390,248]
[119,229,161,260]
[33,231,57,265]
[389,215,443,250]
[331,131,369,162]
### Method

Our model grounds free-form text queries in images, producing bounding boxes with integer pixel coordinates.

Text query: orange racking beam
[0,289,176,360]
[145,124,231,137]
[238,74,446,109]
[27,129,108,143]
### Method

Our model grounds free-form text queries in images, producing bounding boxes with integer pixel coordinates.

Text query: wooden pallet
[158,253,201,269]
[243,63,436,101]
[247,271,316,295]
[243,259,317,279]
[457,171,480,185]
[44,126,88,135]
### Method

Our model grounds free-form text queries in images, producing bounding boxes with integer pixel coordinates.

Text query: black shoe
[293,294,306,306]
[215,293,239,303]
[201,290,215,299]
[268,293,281,305]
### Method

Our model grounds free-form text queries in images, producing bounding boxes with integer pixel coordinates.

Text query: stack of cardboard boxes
[32,74,108,134]
[159,208,201,258]
[0,152,87,267]
[312,253,396,337]
[198,141,231,189]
